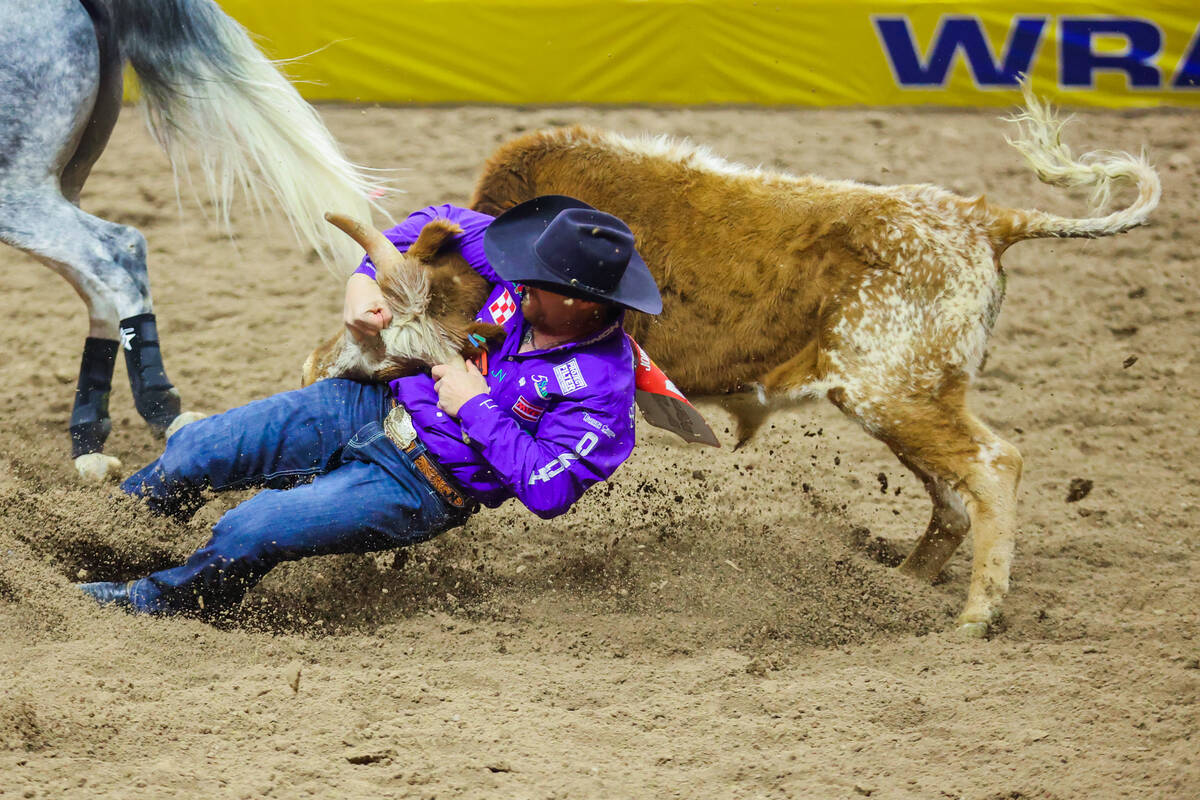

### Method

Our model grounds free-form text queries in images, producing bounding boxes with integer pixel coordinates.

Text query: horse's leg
[68,3,207,450]
[0,0,114,477]
[60,0,123,207]
[62,0,126,477]
[0,190,171,471]
[0,0,199,480]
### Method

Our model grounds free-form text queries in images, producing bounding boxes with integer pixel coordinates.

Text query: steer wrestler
[77,196,662,616]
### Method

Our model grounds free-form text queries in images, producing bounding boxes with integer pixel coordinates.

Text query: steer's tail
[111,0,384,273]
[988,81,1161,251]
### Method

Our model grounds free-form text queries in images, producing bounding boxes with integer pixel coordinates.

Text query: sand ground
[0,102,1196,799]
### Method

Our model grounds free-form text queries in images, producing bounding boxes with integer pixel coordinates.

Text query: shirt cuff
[456,393,500,446]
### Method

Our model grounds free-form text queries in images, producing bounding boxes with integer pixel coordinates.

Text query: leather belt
[383,404,473,510]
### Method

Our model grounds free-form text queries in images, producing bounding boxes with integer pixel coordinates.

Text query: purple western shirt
[353,205,636,519]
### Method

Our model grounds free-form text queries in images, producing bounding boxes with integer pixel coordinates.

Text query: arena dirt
[0,104,1196,798]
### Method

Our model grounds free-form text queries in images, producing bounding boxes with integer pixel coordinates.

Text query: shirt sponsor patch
[553,358,587,395]
[532,374,550,399]
[582,412,616,439]
[488,289,517,325]
[511,396,545,422]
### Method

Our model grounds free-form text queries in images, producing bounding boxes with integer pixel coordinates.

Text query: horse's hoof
[165,411,207,440]
[954,621,990,639]
[74,453,122,482]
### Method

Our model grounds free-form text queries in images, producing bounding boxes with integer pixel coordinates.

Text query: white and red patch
[512,396,545,422]
[626,334,720,447]
[488,289,517,325]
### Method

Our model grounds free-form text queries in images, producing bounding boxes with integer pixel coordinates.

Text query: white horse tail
[110,0,386,273]
[988,80,1161,251]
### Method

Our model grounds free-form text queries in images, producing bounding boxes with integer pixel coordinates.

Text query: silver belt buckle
[383,404,417,449]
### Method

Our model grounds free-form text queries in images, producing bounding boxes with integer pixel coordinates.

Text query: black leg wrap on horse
[70,337,119,458]
[120,313,181,435]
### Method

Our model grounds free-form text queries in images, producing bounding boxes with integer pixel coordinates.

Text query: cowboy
[77,196,662,615]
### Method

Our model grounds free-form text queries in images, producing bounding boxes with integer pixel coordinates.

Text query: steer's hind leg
[829,376,1022,637]
[893,452,971,583]
[955,423,1023,636]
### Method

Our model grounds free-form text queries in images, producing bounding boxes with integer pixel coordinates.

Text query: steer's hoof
[165,411,207,440]
[74,453,122,483]
[955,621,990,639]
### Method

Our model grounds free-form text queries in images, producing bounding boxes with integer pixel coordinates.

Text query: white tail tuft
[121,0,390,275]
[999,79,1161,242]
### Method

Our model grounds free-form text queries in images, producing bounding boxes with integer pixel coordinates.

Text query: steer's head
[301,214,502,386]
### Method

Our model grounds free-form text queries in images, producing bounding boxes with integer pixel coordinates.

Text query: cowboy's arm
[455,389,634,520]
[343,272,392,338]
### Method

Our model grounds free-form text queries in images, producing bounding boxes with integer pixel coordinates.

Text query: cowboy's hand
[344,273,393,340]
[431,360,489,418]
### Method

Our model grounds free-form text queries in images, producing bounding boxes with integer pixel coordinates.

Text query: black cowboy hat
[483,195,662,314]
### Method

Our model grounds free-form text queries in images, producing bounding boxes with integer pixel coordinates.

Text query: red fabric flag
[627,335,720,447]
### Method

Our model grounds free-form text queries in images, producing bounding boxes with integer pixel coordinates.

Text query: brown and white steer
[302,214,500,387]
[468,86,1161,636]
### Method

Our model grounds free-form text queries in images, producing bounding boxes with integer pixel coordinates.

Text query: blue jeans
[119,379,472,615]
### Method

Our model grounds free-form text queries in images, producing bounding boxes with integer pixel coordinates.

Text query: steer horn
[324,212,428,315]
[324,212,398,271]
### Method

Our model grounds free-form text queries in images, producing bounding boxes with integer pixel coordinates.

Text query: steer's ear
[408,220,465,261]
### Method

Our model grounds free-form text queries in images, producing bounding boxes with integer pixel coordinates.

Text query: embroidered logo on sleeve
[529,432,600,484]
[553,358,587,395]
[487,289,517,325]
[511,396,545,422]
[583,412,616,439]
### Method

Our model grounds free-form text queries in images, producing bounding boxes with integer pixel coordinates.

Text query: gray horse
[0,0,379,480]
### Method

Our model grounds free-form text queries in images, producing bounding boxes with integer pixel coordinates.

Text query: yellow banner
[139,2,1200,106]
